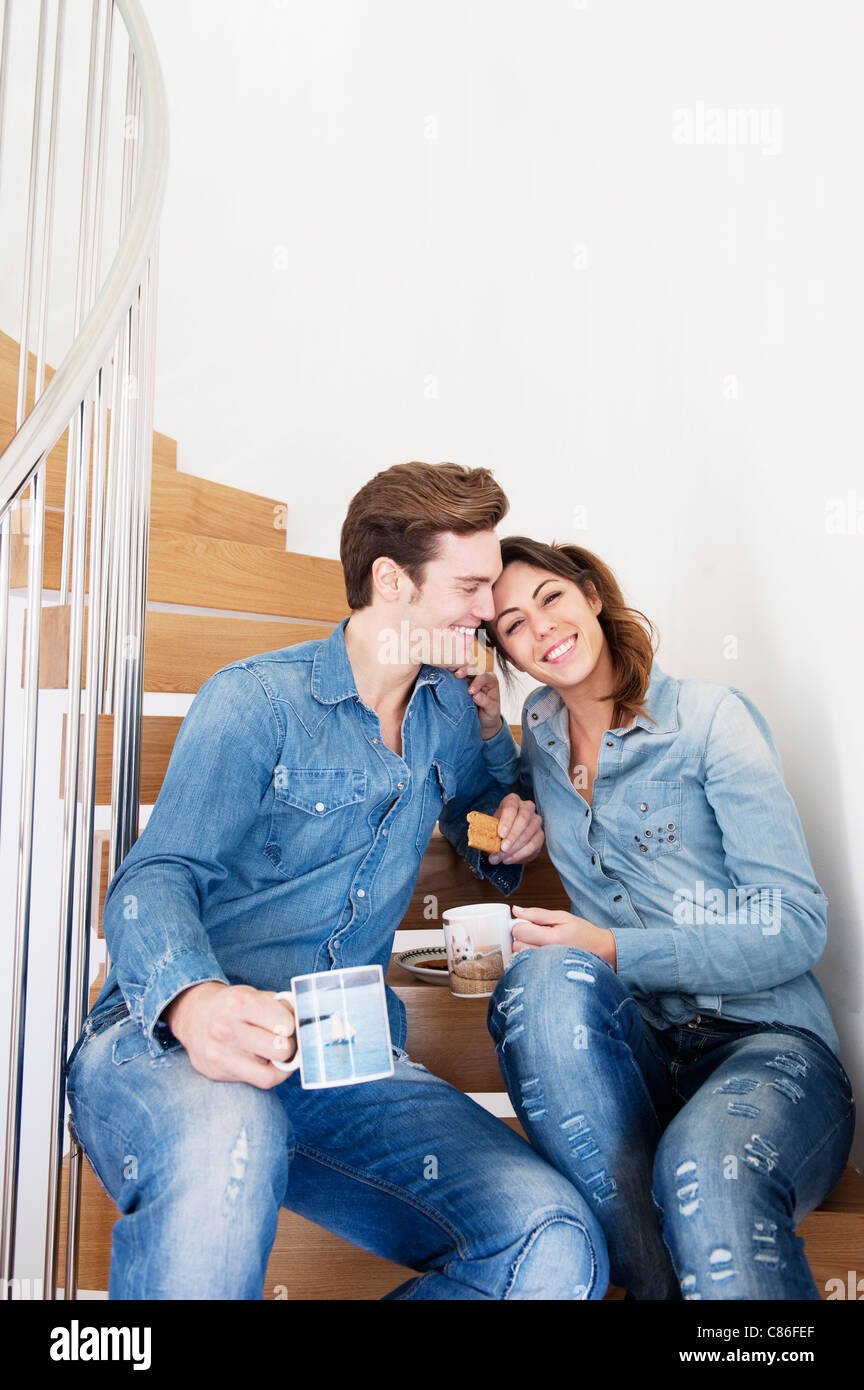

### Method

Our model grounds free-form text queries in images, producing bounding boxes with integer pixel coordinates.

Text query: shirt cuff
[468,844,524,896]
[609,926,680,994]
[479,720,520,779]
[140,950,231,1055]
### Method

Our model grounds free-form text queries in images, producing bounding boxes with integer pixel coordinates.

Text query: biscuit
[466,811,502,854]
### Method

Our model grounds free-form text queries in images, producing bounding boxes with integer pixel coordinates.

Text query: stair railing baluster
[0,0,167,1298]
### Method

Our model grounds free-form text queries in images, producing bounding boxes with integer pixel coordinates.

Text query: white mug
[442,903,514,998]
[270,964,394,1088]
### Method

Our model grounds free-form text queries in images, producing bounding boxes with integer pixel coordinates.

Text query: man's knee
[500,1208,610,1300]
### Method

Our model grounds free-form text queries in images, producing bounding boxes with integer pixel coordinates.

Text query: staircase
[4,375,858,1297]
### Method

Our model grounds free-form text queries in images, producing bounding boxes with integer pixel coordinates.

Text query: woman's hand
[511,905,618,970]
[455,668,503,739]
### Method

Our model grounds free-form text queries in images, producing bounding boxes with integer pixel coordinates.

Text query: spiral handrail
[0,0,168,1299]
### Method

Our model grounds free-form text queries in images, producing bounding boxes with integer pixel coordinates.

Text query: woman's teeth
[543,634,577,662]
[450,625,477,636]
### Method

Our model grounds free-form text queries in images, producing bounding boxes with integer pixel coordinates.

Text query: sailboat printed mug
[271,964,394,1089]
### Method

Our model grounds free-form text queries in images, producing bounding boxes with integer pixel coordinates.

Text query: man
[64,461,608,1300]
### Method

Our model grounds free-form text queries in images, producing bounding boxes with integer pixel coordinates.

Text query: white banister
[0,0,168,1299]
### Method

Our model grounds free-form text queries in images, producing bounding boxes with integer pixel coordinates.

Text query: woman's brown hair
[340,461,509,610]
[484,536,659,728]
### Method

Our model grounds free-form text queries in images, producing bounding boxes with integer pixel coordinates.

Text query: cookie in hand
[466,811,502,854]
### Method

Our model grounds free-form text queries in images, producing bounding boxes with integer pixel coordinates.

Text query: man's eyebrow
[453,574,498,583]
[492,578,557,624]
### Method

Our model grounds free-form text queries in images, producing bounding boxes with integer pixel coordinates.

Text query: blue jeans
[487,947,856,1301]
[65,1003,610,1300]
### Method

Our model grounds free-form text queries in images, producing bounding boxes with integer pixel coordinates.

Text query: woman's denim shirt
[80,618,521,1063]
[514,661,840,1055]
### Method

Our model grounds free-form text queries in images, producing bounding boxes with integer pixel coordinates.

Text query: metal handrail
[0,0,167,520]
[0,0,168,1300]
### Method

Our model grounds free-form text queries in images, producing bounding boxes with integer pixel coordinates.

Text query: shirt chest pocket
[415,757,457,855]
[616,780,682,861]
[265,766,368,880]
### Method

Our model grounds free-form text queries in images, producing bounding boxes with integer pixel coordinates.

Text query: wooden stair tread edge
[1,329,176,472]
[12,518,348,621]
[54,1151,864,1299]
[37,459,288,550]
[30,608,335,692]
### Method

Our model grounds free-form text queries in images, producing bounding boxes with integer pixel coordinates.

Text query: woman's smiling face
[491,561,607,688]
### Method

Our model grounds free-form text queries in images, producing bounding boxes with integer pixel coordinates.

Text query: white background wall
[1,0,862,1286]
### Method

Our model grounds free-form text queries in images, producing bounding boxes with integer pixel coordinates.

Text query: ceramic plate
[394,947,451,984]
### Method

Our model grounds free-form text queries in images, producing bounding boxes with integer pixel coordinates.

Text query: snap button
[585,809,590,817]
[356,888,365,898]
[639,844,648,853]
[315,802,325,812]
[397,782,404,790]
[644,829,653,838]
[667,833,676,842]
[613,894,623,902]
[591,854,597,865]
[687,1015,702,1029]
[640,802,648,812]
[605,739,614,747]
[381,827,387,836]
[372,737,379,744]
[667,822,675,830]
[531,712,538,720]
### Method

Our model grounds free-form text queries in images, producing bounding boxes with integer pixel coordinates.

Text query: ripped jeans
[64,1002,610,1300]
[488,947,856,1301]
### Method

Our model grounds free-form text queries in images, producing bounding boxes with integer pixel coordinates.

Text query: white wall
[145,0,864,1151]
[2,0,862,1285]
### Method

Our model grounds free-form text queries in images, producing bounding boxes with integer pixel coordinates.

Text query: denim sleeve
[611,690,828,996]
[437,716,524,896]
[100,665,282,1048]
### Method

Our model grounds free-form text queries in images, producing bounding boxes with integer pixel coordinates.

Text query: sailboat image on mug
[272,964,394,1089]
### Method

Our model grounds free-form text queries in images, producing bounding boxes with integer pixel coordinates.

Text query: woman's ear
[582,579,603,616]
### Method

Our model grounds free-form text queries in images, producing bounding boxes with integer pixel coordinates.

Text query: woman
[470,536,855,1300]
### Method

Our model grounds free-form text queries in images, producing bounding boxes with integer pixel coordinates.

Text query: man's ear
[370,555,405,603]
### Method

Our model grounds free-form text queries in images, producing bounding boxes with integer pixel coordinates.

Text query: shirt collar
[524,660,680,737]
[311,616,468,723]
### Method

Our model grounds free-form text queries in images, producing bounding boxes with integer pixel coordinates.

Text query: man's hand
[454,668,503,740]
[487,792,544,866]
[164,981,297,1088]
[510,906,618,970]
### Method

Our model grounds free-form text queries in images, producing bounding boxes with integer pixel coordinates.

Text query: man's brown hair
[340,461,509,610]
[484,536,659,727]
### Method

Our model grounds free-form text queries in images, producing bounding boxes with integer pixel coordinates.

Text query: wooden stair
[5,332,861,1298]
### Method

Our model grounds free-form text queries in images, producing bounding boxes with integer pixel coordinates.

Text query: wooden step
[54,1120,629,1298]
[53,1128,864,1298]
[1,327,176,474]
[61,715,523,806]
[28,607,334,692]
[12,518,348,619]
[89,965,106,1011]
[38,460,287,550]
[62,713,183,804]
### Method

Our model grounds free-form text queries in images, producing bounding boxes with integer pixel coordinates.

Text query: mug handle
[270,989,301,1074]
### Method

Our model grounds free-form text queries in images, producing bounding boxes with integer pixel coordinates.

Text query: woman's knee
[489,945,623,1048]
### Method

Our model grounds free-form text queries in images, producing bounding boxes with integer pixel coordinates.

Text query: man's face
[400,530,503,670]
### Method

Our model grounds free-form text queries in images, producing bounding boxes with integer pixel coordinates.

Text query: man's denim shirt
[513,661,840,1055]
[81,618,522,1062]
